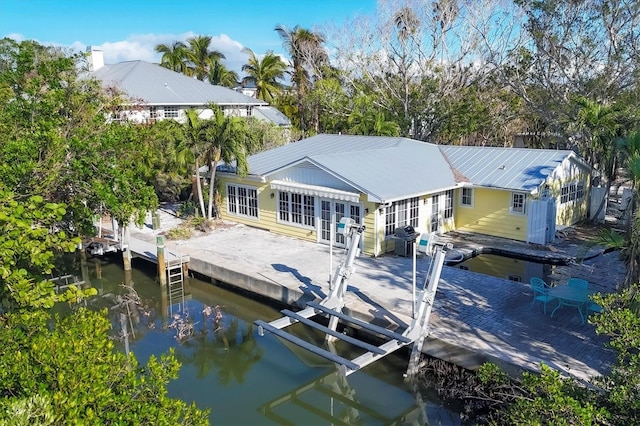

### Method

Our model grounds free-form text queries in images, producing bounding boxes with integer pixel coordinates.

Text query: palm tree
[155,41,188,73]
[274,25,328,132]
[208,61,239,88]
[185,35,225,81]
[164,109,213,218]
[203,106,250,219]
[241,48,287,103]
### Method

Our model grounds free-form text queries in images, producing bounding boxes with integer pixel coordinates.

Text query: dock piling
[157,235,166,286]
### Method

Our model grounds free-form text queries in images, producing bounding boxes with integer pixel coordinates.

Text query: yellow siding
[547,174,590,226]
[454,188,528,241]
[218,177,317,243]
[361,199,379,256]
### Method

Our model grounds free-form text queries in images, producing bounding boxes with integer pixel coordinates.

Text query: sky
[0,0,377,76]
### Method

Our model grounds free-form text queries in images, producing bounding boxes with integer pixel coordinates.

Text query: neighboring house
[86,47,290,127]
[217,134,591,257]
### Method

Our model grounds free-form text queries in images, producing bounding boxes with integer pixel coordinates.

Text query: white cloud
[4,33,25,41]
[83,32,252,76]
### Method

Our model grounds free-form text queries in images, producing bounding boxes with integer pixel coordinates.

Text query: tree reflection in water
[168,301,264,385]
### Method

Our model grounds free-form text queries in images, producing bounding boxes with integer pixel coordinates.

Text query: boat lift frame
[255,217,450,377]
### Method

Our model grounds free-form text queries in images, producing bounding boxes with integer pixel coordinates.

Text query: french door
[320,200,361,247]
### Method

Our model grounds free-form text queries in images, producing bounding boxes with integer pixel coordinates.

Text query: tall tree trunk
[207,149,221,220]
[194,158,206,218]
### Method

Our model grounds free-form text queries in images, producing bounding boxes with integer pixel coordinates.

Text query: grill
[394,225,417,239]
[394,226,419,257]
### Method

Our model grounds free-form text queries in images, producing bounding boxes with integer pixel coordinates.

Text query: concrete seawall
[128,218,620,383]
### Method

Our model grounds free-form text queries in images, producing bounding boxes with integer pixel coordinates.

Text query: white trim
[270,180,360,203]
[510,192,527,215]
[460,187,474,208]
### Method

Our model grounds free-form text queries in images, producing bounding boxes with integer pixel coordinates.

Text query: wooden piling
[157,235,166,286]
[122,225,132,271]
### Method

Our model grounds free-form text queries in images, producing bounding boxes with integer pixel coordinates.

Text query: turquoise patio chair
[530,277,556,315]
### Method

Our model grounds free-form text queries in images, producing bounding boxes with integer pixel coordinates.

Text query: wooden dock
[127,237,189,265]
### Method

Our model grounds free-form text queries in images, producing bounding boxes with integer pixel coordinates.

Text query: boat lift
[255,217,450,377]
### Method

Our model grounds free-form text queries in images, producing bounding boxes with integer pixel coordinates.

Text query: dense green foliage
[0,38,158,234]
[0,40,209,423]
[0,309,209,424]
[0,190,209,425]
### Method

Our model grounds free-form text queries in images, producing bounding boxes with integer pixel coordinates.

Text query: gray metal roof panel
[440,145,573,191]
[92,61,267,106]
[253,106,291,126]
[248,134,406,176]
[309,144,456,201]
[246,134,455,201]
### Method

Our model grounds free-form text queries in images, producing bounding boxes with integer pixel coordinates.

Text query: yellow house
[217,135,591,257]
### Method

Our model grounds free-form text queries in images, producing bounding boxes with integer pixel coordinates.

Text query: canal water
[73,256,462,425]
[454,253,559,285]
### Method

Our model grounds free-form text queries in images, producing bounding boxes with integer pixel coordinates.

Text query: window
[561,185,569,203]
[576,182,584,200]
[164,106,179,118]
[149,106,158,119]
[278,191,315,228]
[431,195,440,232]
[444,190,453,219]
[511,192,526,215]
[385,204,396,236]
[461,188,473,206]
[227,185,258,218]
[507,274,522,282]
[560,181,585,204]
[384,197,419,236]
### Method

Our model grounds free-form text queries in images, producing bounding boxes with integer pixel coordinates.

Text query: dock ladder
[166,245,187,313]
[255,217,450,377]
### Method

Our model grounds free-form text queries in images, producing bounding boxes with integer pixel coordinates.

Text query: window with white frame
[510,192,526,214]
[431,194,440,232]
[149,106,158,119]
[384,197,419,236]
[560,181,585,204]
[227,185,258,218]
[164,106,179,118]
[576,181,584,200]
[461,188,473,206]
[278,191,315,228]
[444,190,453,219]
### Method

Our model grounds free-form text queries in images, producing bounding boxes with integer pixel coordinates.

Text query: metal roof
[440,145,583,191]
[90,60,267,106]
[252,106,291,126]
[246,134,456,202]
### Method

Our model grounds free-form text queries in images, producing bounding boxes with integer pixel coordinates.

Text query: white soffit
[270,180,360,203]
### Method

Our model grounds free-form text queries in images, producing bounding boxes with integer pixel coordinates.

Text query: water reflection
[64,256,460,424]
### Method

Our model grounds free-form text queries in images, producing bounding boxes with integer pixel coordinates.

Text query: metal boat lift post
[255,217,450,377]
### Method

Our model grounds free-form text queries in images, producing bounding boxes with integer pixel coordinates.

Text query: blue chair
[530,277,556,315]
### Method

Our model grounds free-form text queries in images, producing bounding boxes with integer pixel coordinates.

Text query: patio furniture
[567,277,589,289]
[530,277,556,315]
[549,283,594,324]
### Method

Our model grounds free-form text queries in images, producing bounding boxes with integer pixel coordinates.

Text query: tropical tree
[161,109,212,218]
[185,35,225,81]
[275,24,328,132]
[155,40,189,73]
[202,106,251,219]
[0,191,209,424]
[208,61,238,88]
[0,38,158,236]
[159,107,251,220]
[347,95,400,136]
[241,48,287,103]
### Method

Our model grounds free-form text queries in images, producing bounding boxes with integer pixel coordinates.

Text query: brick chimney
[87,46,104,71]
